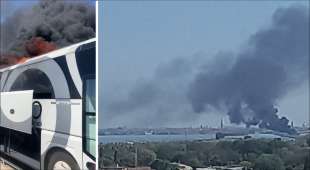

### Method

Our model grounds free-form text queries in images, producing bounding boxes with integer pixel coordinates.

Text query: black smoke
[0,0,95,56]
[102,5,308,133]
[188,6,308,134]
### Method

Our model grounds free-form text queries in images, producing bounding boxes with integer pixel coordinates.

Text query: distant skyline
[99,1,309,129]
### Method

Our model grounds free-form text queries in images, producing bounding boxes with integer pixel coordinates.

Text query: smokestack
[221,118,224,129]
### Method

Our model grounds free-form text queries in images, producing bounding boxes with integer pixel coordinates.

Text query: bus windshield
[84,77,96,158]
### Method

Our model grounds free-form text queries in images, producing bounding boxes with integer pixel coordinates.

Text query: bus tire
[46,150,80,170]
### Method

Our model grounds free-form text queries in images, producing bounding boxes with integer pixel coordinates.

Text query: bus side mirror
[32,101,42,119]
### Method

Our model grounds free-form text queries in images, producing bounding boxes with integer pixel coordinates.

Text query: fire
[0,37,57,69]
[17,56,30,64]
[25,37,57,56]
[0,55,20,69]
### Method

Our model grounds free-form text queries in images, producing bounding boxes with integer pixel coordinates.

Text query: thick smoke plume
[104,56,199,127]
[188,6,308,134]
[0,0,95,68]
[104,6,308,133]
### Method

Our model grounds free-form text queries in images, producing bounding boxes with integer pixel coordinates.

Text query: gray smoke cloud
[105,56,202,127]
[0,0,95,56]
[188,6,308,134]
[104,6,308,133]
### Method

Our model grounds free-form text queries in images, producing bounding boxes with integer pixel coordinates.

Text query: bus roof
[0,38,96,73]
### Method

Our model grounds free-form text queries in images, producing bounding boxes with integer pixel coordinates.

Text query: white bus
[0,38,96,170]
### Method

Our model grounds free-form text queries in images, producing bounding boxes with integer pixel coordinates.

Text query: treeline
[99,135,310,170]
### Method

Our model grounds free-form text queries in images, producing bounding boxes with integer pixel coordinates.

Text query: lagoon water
[99,134,216,144]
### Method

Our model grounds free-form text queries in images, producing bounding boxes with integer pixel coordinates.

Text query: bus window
[83,76,96,159]
[10,69,54,99]
[76,42,95,78]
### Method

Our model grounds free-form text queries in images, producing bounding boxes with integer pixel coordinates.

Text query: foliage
[100,138,309,169]
[150,159,178,170]
[239,161,252,169]
[253,154,285,170]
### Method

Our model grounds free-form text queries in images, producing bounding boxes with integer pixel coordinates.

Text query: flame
[17,56,31,64]
[0,37,57,69]
[25,37,57,56]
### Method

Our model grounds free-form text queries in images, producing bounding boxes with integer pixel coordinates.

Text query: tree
[213,148,241,165]
[138,148,157,165]
[118,152,136,167]
[240,161,253,170]
[150,159,178,170]
[155,143,184,161]
[254,154,285,170]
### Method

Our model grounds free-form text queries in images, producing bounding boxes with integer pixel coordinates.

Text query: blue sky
[99,1,309,128]
[0,0,37,22]
[100,1,308,84]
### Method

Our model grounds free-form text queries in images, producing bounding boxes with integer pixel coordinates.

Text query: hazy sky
[99,1,309,129]
[2,0,308,129]
[0,1,36,22]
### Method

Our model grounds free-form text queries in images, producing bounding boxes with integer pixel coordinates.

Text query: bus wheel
[47,151,80,170]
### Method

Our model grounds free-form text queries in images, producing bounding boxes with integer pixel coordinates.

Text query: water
[99,134,215,144]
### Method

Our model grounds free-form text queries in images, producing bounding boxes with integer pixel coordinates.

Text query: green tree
[150,159,178,170]
[155,143,184,161]
[118,152,135,167]
[138,148,157,165]
[254,154,285,170]
[240,161,253,169]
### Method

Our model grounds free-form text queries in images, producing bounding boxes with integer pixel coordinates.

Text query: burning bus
[0,38,96,170]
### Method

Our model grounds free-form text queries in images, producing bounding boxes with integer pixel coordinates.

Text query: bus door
[0,90,34,134]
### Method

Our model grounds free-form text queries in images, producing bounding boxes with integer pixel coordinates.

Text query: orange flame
[25,37,57,56]
[17,56,31,64]
[0,37,57,69]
